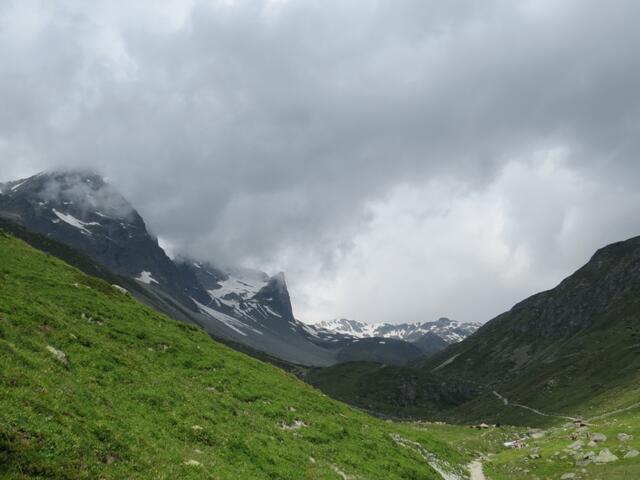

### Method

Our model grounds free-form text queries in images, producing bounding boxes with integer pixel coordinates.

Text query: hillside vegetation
[309,236,640,427]
[0,232,467,479]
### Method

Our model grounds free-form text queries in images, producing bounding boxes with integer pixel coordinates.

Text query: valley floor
[406,402,640,480]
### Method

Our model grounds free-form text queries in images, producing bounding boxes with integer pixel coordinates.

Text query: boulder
[45,345,68,366]
[567,440,583,450]
[575,451,596,463]
[594,449,618,463]
[590,432,607,443]
[617,433,633,442]
[560,474,576,480]
[112,284,128,294]
[624,449,639,459]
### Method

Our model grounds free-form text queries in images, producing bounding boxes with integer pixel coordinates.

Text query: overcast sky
[2,0,640,324]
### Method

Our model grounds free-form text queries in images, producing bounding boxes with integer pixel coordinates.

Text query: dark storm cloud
[2,0,640,323]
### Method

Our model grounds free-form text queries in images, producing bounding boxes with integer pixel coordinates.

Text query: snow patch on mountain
[10,180,27,191]
[208,274,268,305]
[264,305,282,318]
[136,271,159,285]
[51,208,100,235]
[194,299,263,337]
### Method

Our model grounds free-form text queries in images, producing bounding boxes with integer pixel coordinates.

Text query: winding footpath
[468,460,486,480]
[391,434,492,480]
[492,391,578,421]
[586,399,640,422]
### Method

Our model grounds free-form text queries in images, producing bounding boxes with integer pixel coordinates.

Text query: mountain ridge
[316,317,481,347]
[0,170,449,367]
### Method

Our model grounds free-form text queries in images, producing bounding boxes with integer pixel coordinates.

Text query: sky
[2,0,640,325]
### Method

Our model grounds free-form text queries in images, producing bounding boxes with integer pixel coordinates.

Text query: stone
[624,449,639,459]
[590,432,607,443]
[45,345,68,365]
[567,440,583,450]
[280,420,307,431]
[617,433,633,442]
[561,474,576,480]
[593,448,618,463]
[112,284,128,294]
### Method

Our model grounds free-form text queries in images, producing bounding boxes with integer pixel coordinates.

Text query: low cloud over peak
[2,0,640,324]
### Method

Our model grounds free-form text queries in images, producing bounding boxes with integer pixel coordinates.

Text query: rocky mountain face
[0,171,209,309]
[421,235,640,381]
[0,170,432,367]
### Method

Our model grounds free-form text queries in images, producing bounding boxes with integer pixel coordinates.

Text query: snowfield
[207,273,268,305]
[52,209,100,235]
[136,271,159,285]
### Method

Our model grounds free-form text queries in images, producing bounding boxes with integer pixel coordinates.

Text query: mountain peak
[0,170,211,309]
[247,271,294,320]
[268,272,288,293]
[2,169,134,221]
[47,167,105,180]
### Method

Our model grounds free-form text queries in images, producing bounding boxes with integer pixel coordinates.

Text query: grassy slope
[483,405,640,479]
[405,405,640,480]
[0,232,467,479]
[305,362,475,420]
[0,217,314,378]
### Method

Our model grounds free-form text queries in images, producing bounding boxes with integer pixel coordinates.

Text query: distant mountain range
[317,317,480,344]
[0,170,478,367]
